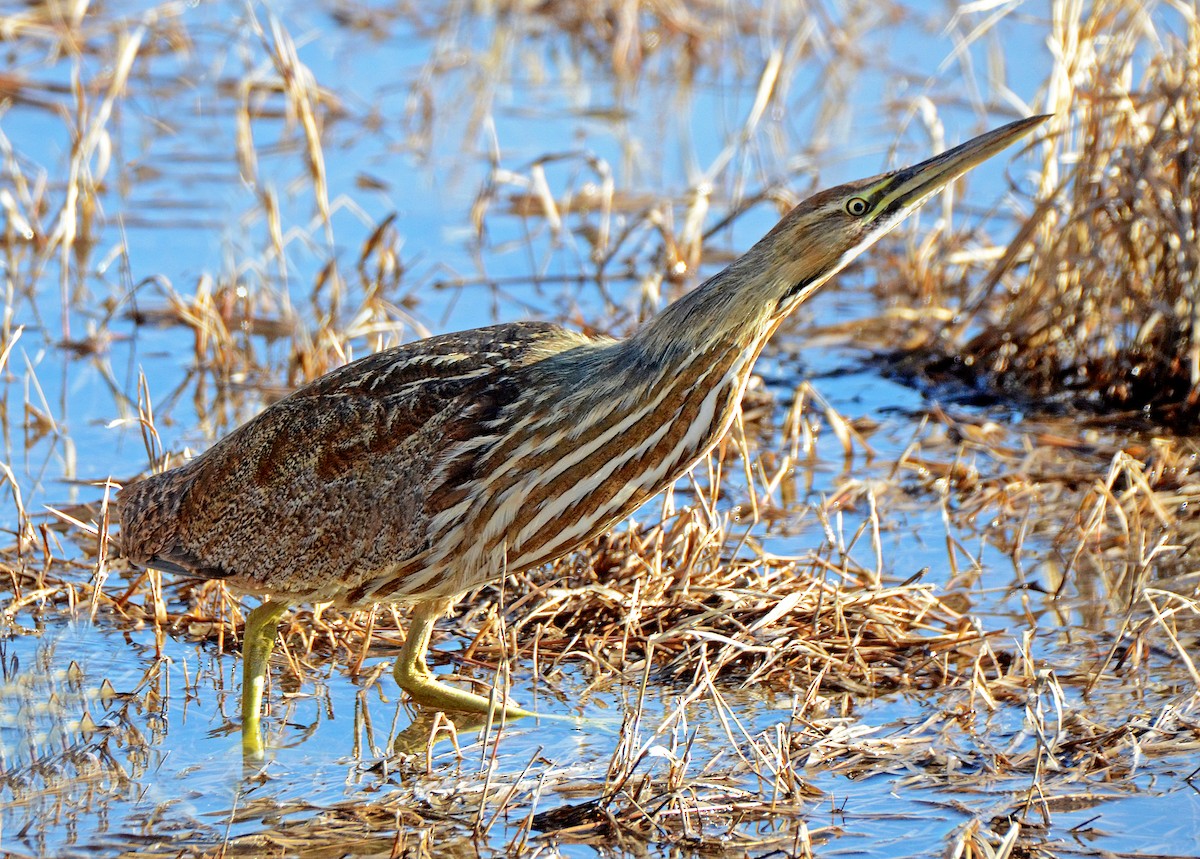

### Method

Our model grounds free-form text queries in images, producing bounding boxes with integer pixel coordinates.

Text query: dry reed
[883,2,1200,426]
[4,1,1200,856]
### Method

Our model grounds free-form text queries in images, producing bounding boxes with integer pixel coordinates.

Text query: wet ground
[2,1,1199,857]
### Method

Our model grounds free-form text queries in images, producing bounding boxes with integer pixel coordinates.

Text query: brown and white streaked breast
[357,333,758,603]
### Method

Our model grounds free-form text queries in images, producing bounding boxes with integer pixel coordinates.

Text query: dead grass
[4,0,1200,856]
[789,0,1200,674]
[5,439,1009,699]
[12,390,1198,853]
[866,398,1200,667]
[1,370,1048,854]
[880,1,1200,427]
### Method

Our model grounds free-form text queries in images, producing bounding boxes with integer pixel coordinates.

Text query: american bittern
[118,115,1046,755]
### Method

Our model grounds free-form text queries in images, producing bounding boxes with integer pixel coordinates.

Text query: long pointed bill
[873,114,1050,219]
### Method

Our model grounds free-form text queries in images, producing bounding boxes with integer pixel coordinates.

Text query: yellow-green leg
[241,600,289,757]
[395,598,534,719]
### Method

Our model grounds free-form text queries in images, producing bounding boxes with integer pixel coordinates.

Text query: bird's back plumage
[119,316,757,608]
[119,321,620,604]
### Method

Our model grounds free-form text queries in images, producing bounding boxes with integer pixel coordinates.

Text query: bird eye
[845,197,869,217]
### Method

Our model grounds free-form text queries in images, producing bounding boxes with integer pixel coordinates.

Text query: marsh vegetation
[2,1,1199,856]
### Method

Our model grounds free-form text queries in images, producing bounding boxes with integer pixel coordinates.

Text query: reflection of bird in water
[118,116,1047,756]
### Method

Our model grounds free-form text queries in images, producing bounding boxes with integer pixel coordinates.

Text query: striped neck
[631,251,797,373]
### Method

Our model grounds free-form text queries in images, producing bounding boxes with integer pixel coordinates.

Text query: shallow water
[6,604,1198,856]
[2,1,1199,857]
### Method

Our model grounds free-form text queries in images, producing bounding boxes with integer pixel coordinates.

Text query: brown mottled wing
[118,321,594,602]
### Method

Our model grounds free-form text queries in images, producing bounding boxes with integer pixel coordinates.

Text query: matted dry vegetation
[881,1,1200,425]
[3,0,1200,857]
[2,476,1023,856]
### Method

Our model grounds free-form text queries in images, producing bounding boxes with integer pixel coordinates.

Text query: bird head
[637,115,1049,361]
[749,114,1050,319]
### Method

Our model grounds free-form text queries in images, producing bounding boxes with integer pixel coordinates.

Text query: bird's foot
[396,660,537,720]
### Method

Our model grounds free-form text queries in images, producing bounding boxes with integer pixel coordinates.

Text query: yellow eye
[845,197,869,216]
